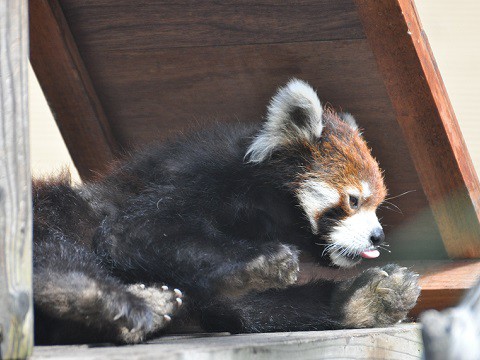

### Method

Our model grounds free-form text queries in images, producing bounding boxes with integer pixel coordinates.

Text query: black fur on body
[33,80,420,344]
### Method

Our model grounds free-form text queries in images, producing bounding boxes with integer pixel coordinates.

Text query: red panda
[33,79,420,344]
[246,79,387,267]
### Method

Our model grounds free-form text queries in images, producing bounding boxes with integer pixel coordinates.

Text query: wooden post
[0,0,33,359]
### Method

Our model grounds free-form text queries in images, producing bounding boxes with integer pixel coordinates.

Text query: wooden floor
[32,324,422,360]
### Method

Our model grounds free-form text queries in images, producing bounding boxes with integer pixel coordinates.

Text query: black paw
[336,264,420,328]
[112,284,184,344]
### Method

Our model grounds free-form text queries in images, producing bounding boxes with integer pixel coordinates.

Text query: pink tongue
[360,249,380,259]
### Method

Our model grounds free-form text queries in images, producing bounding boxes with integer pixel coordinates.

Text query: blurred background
[29,0,480,183]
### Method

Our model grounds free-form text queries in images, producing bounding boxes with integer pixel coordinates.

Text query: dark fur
[33,93,420,344]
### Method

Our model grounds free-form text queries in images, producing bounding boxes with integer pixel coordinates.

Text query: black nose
[370,228,385,245]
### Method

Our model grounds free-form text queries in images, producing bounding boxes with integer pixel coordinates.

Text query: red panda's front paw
[245,243,300,289]
[336,264,420,328]
[219,243,300,295]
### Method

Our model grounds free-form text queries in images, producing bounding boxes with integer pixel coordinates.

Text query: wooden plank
[59,0,364,51]
[0,0,33,358]
[29,0,119,180]
[31,325,422,359]
[299,260,480,318]
[354,0,480,258]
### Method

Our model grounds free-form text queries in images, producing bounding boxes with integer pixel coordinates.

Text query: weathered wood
[299,259,480,318]
[29,0,119,181]
[0,0,33,358]
[421,278,480,360]
[32,325,422,359]
[354,0,480,258]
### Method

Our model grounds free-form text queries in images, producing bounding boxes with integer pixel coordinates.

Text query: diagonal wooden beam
[29,0,119,181]
[354,0,480,258]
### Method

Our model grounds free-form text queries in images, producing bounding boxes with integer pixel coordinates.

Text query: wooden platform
[31,325,422,360]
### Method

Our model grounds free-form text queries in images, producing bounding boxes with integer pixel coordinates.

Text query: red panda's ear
[338,112,359,131]
[246,79,324,163]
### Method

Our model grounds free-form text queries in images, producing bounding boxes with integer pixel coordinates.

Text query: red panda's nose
[370,228,385,246]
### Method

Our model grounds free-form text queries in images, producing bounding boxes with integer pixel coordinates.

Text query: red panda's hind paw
[116,284,184,344]
[337,264,420,328]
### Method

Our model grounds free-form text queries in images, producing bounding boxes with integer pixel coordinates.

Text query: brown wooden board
[30,0,119,181]
[59,0,365,50]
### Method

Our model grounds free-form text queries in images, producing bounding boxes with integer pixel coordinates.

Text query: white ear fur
[338,112,358,131]
[246,79,323,163]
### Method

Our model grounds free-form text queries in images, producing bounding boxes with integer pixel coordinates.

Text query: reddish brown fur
[296,108,387,215]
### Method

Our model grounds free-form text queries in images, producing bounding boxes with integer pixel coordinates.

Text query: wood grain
[0,0,33,358]
[29,0,119,180]
[31,325,422,359]
[354,0,480,258]
[59,0,364,51]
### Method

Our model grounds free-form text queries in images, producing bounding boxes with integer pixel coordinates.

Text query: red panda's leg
[201,264,420,333]
[34,239,183,344]
[211,243,300,296]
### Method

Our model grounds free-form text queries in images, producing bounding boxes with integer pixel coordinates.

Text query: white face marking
[361,181,372,198]
[346,186,361,199]
[327,210,382,268]
[296,181,340,234]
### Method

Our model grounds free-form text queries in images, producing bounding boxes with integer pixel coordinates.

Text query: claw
[131,325,141,333]
[173,288,183,297]
[161,285,169,291]
[139,283,146,289]
[113,313,123,321]
[379,270,389,277]
[163,314,172,322]
[176,298,183,307]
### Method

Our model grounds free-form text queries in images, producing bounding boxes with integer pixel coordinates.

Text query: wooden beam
[354,0,480,258]
[31,325,422,359]
[0,0,33,358]
[29,0,119,181]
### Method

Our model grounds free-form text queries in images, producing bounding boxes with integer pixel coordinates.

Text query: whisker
[380,205,403,214]
[378,246,391,253]
[383,200,403,212]
[385,190,416,201]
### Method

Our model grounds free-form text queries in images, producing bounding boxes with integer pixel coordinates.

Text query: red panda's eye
[349,195,359,209]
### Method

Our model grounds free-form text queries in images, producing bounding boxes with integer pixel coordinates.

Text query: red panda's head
[246,79,387,268]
